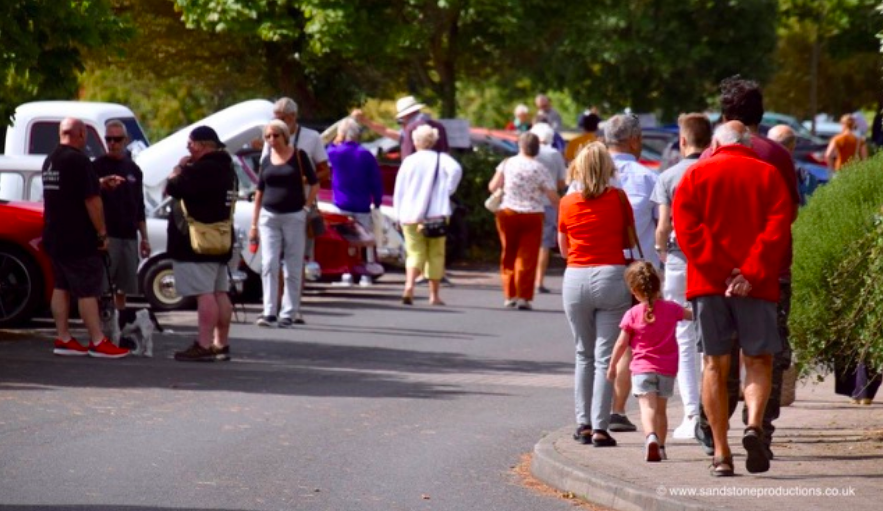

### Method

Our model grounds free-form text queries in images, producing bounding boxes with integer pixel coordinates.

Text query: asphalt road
[0,268,598,511]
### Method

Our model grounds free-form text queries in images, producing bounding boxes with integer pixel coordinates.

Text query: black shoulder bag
[419,152,448,238]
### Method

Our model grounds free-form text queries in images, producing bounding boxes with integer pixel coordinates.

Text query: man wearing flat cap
[351,95,448,159]
[165,125,238,362]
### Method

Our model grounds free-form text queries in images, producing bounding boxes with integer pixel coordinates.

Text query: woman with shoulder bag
[488,132,559,310]
[393,124,462,306]
[249,119,319,328]
[558,142,636,448]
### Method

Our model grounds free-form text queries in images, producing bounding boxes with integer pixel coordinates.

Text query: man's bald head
[59,117,87,149]
[712,120,751,151]
[767,124,796,153]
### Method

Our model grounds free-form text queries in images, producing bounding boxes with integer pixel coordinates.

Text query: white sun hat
[395,96,425,119]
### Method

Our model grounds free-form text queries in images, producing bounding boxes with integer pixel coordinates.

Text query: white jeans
[663,250,700,417]
[259,209,307,319]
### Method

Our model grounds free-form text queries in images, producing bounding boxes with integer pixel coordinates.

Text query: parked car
[3,101,149,158]
[0,200,52,327]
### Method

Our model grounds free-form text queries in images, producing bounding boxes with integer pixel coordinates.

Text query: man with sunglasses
[93,120,150,311]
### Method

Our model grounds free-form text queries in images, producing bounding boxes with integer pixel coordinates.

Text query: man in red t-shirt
[674,121,792,476]
[696,77,800,464]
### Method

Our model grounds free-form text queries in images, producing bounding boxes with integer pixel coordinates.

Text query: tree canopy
[0,0,127,125]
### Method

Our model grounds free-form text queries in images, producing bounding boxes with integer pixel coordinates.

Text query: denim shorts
[632,372,676,398]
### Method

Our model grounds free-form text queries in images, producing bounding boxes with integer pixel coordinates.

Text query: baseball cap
[189,126,226,148]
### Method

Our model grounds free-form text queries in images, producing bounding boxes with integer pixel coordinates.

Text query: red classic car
[0,200,52,326]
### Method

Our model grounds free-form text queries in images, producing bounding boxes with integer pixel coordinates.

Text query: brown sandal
[710,455,734,477]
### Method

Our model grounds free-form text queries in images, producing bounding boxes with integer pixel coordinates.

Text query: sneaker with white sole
[645,433,662,462]
[673,415,699,439]
[255,315,277,328]
[504,299,517,308]
[516,299,532,310]
[53,338,88,356]
[88,338,130,359]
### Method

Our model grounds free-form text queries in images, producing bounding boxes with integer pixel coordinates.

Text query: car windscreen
[29,122,105,158]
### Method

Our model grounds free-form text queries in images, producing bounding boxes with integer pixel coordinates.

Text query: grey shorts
[105,237,139,295]
[541,205,558,248]
[691,295,783,357]
[51,254,104,299]
[632,372,676,398]
[173,261,229,297]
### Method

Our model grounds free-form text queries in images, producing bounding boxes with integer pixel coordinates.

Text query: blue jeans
[562,265,631,429]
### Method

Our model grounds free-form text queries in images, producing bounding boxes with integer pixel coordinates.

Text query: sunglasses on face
[105,136,125,143]
[264,133,282,140]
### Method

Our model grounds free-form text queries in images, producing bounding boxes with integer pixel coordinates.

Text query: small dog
[118,309,161,357]
[99,300,162,357]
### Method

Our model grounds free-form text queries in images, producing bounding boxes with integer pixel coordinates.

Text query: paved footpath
[532,378,883,511]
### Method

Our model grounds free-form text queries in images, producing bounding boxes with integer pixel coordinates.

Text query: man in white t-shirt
[529,123,566,294]
[262,97,330,181]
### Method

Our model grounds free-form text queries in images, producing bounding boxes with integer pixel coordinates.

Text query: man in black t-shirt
[42,118,129,359]
[165,126,237,362]
[93,120,149,311]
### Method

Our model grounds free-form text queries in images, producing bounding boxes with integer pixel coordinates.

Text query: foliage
[791,155,883,374]
[0,0,128,126]
[766,0,882,118]
[541,0,778,121]
[173,0,571,119]
[79,0,273,140]
[452,146,506,261]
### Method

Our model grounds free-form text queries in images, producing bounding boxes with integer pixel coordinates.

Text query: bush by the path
[791,154,883,374]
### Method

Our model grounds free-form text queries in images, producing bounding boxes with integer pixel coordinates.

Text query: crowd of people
[39,75,876,474]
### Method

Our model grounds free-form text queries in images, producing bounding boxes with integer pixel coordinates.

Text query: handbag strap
[616,188,644,259]
[420,152,442,222]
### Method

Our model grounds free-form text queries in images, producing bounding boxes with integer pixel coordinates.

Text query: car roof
[0,155,46,172]
[15,101,137,124]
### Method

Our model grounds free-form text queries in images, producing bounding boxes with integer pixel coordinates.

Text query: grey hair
[514,104,529,115]
[603,114,642,146]
[713,123,751,147]
[530,123,555,145]
[337,118,361,142]
[105,119,128,137]
[273,97,298,116]
[266,119,291,145]
[412,124,439,150]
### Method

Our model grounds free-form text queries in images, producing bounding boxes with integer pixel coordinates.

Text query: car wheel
[141,258,194,311]
[0,245,43,327]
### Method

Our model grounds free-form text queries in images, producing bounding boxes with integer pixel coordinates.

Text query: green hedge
[791,154,883,374]
[454,146,506,262]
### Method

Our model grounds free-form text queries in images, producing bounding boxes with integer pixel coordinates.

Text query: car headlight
[304,261,321,281]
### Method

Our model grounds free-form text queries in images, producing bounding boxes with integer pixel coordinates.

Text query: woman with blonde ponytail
[607,261,694,462]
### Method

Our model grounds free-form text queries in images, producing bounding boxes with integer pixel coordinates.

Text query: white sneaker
[359,276,373,287]
[672,415,698,440]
